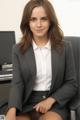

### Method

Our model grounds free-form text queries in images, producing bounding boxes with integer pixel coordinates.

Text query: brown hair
[19,0,64,53]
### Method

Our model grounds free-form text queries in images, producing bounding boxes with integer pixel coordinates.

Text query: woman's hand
[33,97,56,113]
[6,107,16,120]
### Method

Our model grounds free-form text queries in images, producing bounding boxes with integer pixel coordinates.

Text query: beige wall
[0,0,80,42]
[0,0,29,42]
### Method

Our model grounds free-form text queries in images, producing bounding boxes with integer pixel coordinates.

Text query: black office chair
[65,36,80,120]
[75,37,80,120]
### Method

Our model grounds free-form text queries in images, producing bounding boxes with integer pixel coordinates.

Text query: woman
[6,0,77,120]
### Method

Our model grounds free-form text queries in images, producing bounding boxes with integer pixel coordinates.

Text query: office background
[0,1,80,119]
[0,0,80,43]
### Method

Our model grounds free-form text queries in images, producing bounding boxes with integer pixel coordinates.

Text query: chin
[35,33,47,37]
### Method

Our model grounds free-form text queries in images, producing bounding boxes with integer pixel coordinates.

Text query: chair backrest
[64,36,80,109]
[79,39,80,97]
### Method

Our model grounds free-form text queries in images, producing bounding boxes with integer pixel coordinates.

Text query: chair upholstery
[64,36,80,120]
[76,36,80,120]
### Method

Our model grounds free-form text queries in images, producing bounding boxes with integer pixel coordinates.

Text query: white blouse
[32,40,52,91]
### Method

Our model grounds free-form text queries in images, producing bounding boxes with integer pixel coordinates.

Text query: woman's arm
[51,41,77,106]
[7,45,24,115]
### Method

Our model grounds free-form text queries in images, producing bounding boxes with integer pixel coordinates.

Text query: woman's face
[29,6,50,39]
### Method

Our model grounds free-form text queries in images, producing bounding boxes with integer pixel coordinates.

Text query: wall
[0,0,80,42]
[52,0,80,37]
[0,0,28,42]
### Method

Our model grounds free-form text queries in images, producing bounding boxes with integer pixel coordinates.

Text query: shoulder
[12,44,21,55]
[62,38,73,58]
[12,44,33,56]
[63,38,72,52]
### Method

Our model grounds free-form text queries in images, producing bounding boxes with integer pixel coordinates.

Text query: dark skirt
[17,91,70,120]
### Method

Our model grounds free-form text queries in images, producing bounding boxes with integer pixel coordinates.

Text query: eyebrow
[30,16,48,20]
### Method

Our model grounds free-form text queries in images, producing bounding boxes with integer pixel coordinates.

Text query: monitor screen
[0,31,15,66]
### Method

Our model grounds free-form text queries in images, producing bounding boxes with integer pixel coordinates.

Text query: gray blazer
[8,40,77,112]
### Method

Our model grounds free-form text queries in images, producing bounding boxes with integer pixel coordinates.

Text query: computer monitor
[0,31,15,67]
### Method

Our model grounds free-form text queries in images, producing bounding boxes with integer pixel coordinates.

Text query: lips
[36,29,44,32]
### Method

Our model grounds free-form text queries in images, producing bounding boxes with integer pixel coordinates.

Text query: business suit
[8,40,77,119]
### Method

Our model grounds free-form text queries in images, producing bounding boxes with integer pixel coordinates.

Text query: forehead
[31,6,47,17]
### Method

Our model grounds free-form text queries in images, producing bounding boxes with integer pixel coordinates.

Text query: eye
[30,17,37,22]
[41,17,48,21]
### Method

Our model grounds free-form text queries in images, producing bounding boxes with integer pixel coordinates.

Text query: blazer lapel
[50,47,59,90]
[25,45,36,77]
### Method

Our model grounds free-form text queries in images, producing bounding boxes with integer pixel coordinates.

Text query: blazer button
[42,95,46,99]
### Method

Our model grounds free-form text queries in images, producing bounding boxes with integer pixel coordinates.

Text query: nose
[36,20,41,27]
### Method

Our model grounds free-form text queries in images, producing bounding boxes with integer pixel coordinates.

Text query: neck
[33,37,48,47]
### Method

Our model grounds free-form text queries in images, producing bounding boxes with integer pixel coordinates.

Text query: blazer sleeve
[51,41,77,106]
[8,45,24,111]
